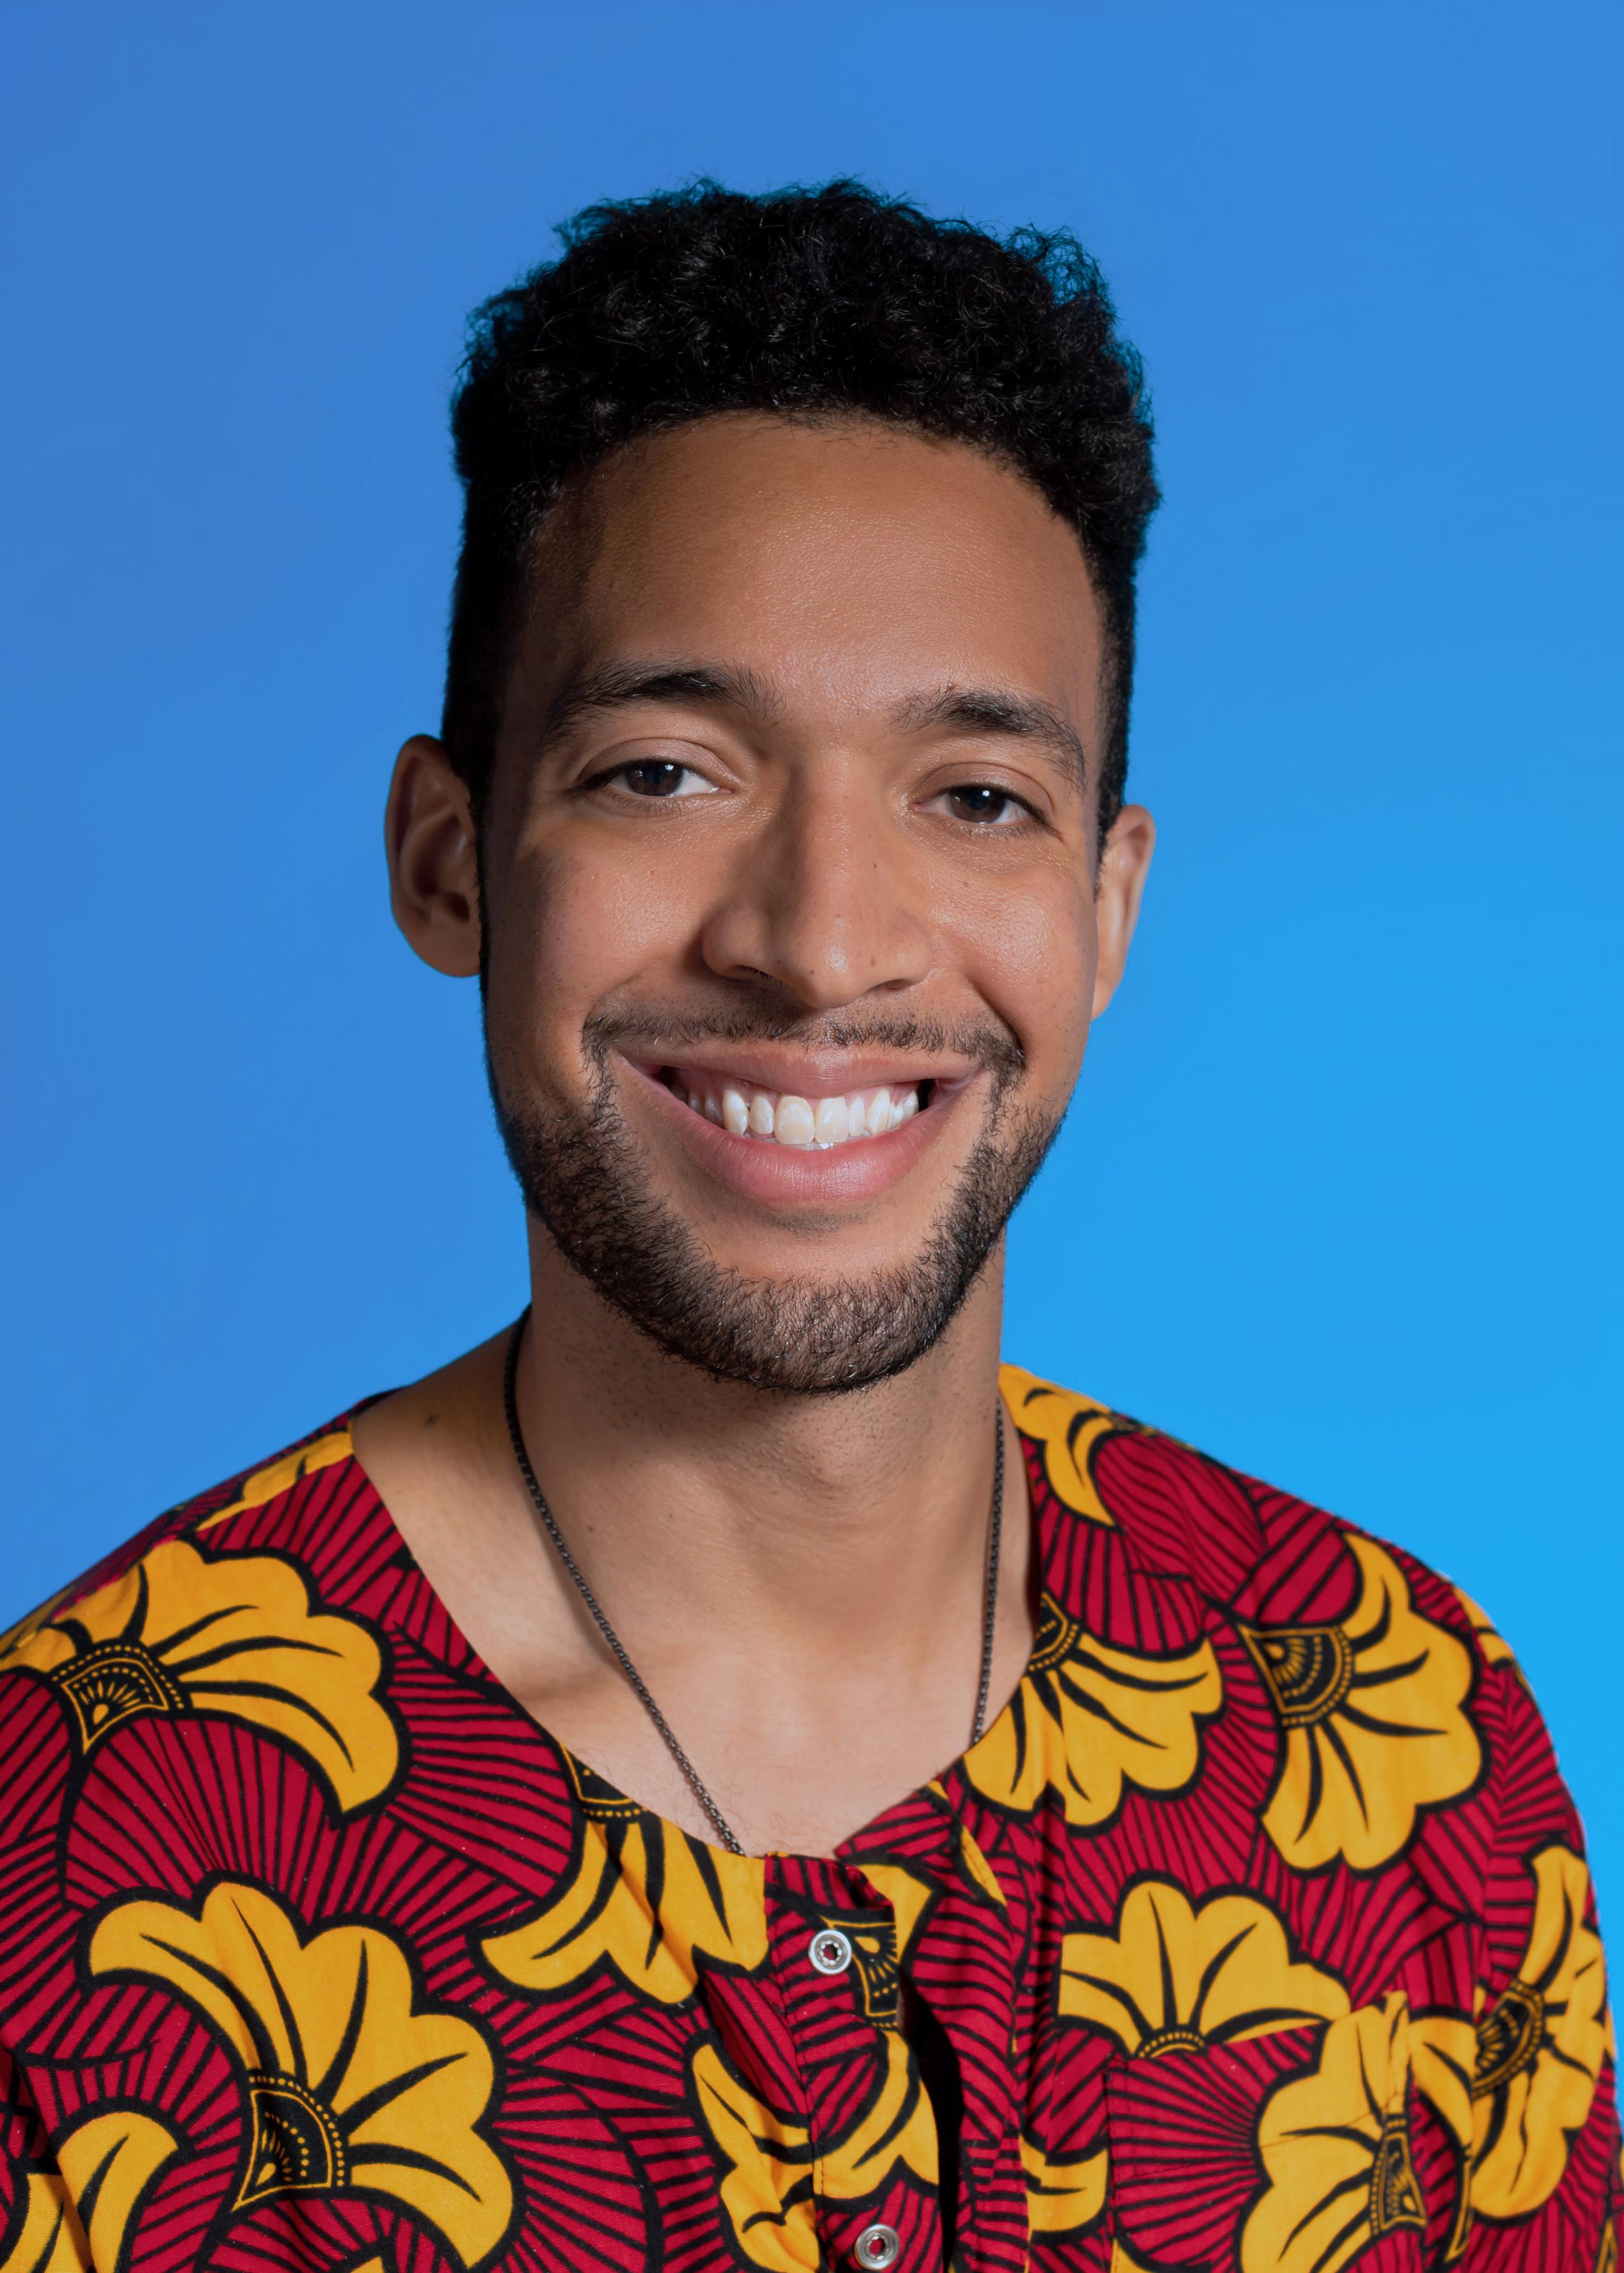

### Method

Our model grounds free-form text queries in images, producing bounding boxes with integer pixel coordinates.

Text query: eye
[935,783,1029,826]
[609,760,717,799]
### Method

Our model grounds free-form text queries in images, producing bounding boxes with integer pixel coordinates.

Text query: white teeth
[813,1096,849,1146]
[775,1095,815,1148]
[671,1071,924,1146]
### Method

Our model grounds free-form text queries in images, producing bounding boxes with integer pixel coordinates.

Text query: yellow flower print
[1241,1534,1480,1871]
[691,2045,819,2272]
[964,1594,1221,1826]
[692,2036,936,2273]
[820,2036,938,2199]
[1410,2006,1476,2154]
[0,1539,396,1811]
[90,1882,511,2266]
[1241,1996,1426,2273]
[1410,2008,1477,2261]
[856,1859,938,1966]
[1455,1586,1516,1670]
[999,1367,1126,1525]
[952,1818,1007,1908]
[1020,2135,1108,2234]
[195,1431,352,1533]
[0,2110,176,2273]
[0,1584,74,1661]
[1471,1843,1609,2220]
[1059,1880,1349,2057]
[483,1760,768,2004]
[0,2178,80,2273]
[863,1800,1007,1934]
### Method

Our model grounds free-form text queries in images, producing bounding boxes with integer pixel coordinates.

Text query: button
[855,2224,900,2270]
[808,1927,853,1975]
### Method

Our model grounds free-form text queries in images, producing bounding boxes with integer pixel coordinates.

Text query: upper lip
[620,1044,980,1095]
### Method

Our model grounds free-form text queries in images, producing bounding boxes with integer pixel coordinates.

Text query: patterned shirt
[0,1367,1616,2273]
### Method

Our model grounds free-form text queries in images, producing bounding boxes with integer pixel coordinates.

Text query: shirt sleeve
[1462,1639,1621,2269]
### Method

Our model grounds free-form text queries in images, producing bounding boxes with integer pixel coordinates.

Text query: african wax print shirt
[0,1367,1616,2273]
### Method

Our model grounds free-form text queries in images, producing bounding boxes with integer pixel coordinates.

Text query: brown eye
[597,759,718,801]
[945,784,1021,824]
[622,761,690,797]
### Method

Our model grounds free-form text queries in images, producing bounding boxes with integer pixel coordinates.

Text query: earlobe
[384,735,483,978]
[1090,802,1155,1020]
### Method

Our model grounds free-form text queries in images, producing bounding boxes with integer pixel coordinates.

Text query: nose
[698,768,933,1011]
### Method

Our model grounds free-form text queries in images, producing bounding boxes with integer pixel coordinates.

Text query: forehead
[518,414,1104,730]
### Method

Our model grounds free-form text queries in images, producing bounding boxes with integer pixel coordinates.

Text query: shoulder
[0,1410,421,1889]
[0,1414,369,1747]
[0,1409,357,1663]
[1000,1359,1498,1650]
[1000,1364,1576,1880]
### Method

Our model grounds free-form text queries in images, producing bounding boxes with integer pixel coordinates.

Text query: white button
[855,2224,900,2270]
[808,1928,853,1976]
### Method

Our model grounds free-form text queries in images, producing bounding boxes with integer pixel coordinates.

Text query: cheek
[488,841,698,1049]
[952,869,1096,1084]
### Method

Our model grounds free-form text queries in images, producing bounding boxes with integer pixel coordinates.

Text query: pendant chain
[502,1310,1005,1857]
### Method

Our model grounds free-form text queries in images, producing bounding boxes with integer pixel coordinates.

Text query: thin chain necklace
[502,1311,1005,1857]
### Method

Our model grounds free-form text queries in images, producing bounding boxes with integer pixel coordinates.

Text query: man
[0,183,1614,2273]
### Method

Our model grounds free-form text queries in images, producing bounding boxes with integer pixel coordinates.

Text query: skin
[354,414,1155,1856]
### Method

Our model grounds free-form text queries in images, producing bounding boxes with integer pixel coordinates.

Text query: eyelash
[589,760,714,800]
[586,760,1040,828]
[933,783,1037,827]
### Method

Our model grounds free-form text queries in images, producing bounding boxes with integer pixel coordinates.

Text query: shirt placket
[849,1784,1037,2273]
[764,1854,942,2273]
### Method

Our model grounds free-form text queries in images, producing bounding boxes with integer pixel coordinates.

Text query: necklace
[502,1310,1005,1856]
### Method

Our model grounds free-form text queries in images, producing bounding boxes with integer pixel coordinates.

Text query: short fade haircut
[444,180,1159,841]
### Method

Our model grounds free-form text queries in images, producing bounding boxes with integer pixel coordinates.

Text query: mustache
[581,1004,1026,1084]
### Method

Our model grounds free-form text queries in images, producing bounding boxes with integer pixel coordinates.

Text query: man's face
[400,414,1153,1391]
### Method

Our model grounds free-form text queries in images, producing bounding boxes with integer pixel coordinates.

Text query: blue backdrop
[3,0,1618,1901]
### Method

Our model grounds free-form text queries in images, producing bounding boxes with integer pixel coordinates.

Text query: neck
[517,1221,1013,1665]
[350,1221,1033,1852]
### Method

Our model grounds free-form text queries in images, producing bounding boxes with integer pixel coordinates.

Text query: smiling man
[0,185,1615,2273]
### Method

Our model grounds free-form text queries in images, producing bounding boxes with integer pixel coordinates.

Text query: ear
[384,735,481,978]
[1091,802,1155,1019]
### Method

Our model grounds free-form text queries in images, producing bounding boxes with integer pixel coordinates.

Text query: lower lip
[620,1060,974,1209]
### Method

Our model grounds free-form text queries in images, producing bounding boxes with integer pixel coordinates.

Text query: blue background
[3,1,1618,1898]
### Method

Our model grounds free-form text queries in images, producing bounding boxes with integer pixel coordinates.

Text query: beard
[487,1005,1063,1395]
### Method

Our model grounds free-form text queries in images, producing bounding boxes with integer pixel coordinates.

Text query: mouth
[610,1038,992,1213]
[657,1066,933,1149]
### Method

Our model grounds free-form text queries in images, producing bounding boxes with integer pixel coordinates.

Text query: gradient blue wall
[3,0,1618,1897]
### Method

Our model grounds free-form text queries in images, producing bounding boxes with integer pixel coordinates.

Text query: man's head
[443,180,1157,842]
[388,183,1159,1393]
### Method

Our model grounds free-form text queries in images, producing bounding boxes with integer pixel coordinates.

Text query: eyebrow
[535,659,1089,794]
[891,685,1089,794]
[537,660,783,750]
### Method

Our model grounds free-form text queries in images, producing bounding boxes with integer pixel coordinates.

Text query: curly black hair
[444,180,1158,839]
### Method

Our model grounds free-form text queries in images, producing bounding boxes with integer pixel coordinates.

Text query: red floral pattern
[0,1366,1616,2272]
